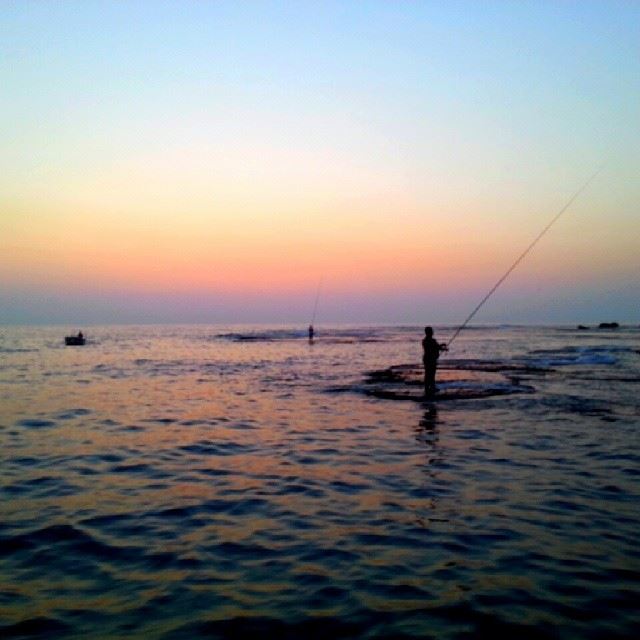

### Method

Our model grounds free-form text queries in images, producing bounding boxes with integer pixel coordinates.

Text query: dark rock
[350,361,536,402]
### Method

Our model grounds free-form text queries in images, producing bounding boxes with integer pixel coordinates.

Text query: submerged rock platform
[343,361,538,402]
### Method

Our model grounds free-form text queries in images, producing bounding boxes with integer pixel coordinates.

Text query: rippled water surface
[1,325,639,639]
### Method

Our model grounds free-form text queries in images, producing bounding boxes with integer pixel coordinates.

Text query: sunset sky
[1,1,639,324]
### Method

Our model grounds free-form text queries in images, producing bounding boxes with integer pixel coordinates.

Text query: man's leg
[425,364,436,395]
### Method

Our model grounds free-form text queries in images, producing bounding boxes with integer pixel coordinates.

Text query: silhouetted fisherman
[308,324,314,342]
[422,326,447,396]
[78,331,83,340]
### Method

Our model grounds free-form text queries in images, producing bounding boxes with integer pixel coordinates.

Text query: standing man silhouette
[422,326,447,396]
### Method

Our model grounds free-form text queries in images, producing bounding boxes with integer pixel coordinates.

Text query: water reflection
[416,405,440,449]
[2,325,639,639]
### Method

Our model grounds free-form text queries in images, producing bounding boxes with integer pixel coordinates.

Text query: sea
[1,324,639,639]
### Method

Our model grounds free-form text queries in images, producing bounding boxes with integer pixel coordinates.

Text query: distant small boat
[65,335,85,346]
[598,322,619,329]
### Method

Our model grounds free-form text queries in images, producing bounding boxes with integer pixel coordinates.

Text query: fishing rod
[446,165,604,349]
[310,277,323,327]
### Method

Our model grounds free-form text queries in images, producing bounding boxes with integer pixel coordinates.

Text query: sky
[1,1,639,324]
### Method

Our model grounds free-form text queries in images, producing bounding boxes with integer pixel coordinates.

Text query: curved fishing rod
[447,165,604,349]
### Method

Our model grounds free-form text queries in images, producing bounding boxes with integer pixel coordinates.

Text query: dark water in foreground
[1,325,639,639]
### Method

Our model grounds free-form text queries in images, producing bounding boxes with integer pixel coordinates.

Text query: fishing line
[446,165,604,348]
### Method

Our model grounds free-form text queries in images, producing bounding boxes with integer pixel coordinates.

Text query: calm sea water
[1,324,639,639]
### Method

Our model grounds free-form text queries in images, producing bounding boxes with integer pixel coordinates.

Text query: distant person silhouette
[308,324,314,342]
[78,331,83,340]
[422,326,447,396]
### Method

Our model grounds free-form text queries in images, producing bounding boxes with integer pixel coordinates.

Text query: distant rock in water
[598,322,620,329]
[577,325,589,330]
